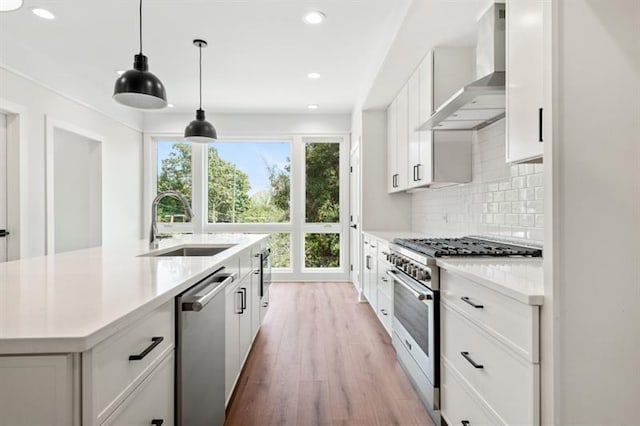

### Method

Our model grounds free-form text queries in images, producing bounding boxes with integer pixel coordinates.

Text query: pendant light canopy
[184,39,217,142]
[113,0,167,109]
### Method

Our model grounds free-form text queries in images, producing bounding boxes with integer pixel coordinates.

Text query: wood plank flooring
[225,282,434,426]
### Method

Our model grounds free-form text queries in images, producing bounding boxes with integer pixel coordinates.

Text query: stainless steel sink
[141,244,235,257]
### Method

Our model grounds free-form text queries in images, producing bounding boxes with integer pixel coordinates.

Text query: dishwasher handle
[182,272,237,312]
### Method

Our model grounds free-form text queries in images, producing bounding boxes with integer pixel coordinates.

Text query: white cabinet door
[506,0,547,163]
[238,273,253,366]
[0,355,74,426]
[101,352,174,426]
[225,281,241,401]
[386,98,398,193]
[417,54,434,185]
[407,70,422,189]
[395,85,409,191]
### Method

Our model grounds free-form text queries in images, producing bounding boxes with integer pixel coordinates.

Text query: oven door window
[393,278,430,357]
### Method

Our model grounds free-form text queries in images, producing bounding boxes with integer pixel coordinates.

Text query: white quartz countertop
[436,258,544,305]
[0,234,267,354]
[362,230,430,242]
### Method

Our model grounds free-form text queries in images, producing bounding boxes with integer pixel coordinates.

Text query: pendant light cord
[139,0,143,53]
[199,44,203,110]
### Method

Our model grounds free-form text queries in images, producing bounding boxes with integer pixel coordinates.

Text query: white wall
[0,68,144,258]
[552,0,640,423]
[144,112,351,135]
[53,128,102,253]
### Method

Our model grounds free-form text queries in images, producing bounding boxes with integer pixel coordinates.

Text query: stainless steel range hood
[418,3,506,131]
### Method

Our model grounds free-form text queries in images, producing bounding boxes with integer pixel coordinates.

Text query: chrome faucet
[150,190,194,249]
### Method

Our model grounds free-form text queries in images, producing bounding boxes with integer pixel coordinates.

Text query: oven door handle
[387,269,432,301]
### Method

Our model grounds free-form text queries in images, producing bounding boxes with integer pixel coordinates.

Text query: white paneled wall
[411,120,544,243]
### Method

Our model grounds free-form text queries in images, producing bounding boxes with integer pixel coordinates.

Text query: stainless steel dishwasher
[175,268,236,426]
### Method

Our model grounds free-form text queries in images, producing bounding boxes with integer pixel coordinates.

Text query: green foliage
[269,233,291,268]
[305,233,340,268]
[305,143,339,223]
[208,146,252,223]
[157,142,192,222]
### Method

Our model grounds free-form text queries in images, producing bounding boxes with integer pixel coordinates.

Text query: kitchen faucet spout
[150,190,194,249]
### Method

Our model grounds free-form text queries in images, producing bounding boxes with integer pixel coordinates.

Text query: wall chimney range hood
[418,3,506,131]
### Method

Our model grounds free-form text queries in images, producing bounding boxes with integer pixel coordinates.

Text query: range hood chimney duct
[418,3,506,131]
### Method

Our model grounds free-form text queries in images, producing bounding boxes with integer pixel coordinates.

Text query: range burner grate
[393,237,542,258]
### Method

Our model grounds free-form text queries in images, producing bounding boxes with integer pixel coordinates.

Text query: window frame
[143,132,349,281]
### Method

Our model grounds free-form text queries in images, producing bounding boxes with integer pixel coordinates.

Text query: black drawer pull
[0,229,9,238]
[151,420,164,425]
[461,421,470,426]
[405,339,412,350]
[240,287,247,310]
[461,296,484,309]
[461,351,484,369]
[129,337,164,361]
[538,107,544,142]
[380,308,388,316]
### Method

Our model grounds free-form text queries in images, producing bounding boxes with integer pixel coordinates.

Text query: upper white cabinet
[506,0,550,163]
[387,85,409,192]
[389,48,474,193]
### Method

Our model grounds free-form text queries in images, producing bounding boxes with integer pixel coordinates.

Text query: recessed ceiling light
[303,11,325,25]
[307,72,321,80]
[0,0,23,12]
[32,7,55,19]
[307,104,319,110]
[167,103,174,108]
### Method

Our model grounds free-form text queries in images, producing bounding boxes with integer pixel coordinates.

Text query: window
[156,141,192,223]
[208,141,290,223]
[147,134,347,280]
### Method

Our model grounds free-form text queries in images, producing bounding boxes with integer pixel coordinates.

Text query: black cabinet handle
[380,308,388,316]
[461,351,484,369]
[236,291,243,314]
[0,230,9,238]
[405,339,412,350]
[412,165,417,182]
[461,296,484,309]
[538,107,544,142]
[416,164,422,181]
[350,224,357,229]
[129,337,164,361]
[461,421,470,426]
[151,420,164,426]
[240,287,247,311]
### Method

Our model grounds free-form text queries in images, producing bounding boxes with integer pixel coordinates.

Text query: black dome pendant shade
[113,0,167,109]
[184,39,217,142]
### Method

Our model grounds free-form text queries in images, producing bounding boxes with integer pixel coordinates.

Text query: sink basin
[141,244,235,257]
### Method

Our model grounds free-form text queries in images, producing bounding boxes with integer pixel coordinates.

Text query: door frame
[45,116,104,254]
[349,140,363,299]
[0,98,27,261]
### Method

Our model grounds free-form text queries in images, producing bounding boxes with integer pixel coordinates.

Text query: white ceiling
[0,0,411,120]
[0,0,493,124]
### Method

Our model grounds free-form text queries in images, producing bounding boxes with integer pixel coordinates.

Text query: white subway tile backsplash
[411,120,544,244]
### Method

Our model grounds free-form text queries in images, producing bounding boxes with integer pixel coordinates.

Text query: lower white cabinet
[362,234,394,336]
[225,267,260,403]
[440,270,540,426]
[0,354,74,426]
[101,351,174,426]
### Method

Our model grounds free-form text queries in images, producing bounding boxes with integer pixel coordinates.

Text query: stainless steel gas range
[385,236,542,422]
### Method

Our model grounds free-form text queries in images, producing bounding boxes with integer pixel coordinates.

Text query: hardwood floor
[225,282,435,426]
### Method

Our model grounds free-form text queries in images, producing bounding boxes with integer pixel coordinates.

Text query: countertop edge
[436,259,544,306]
[0,234,269,354]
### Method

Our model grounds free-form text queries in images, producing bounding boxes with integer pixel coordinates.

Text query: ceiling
[0,0,493,123]
[0,0,410,120]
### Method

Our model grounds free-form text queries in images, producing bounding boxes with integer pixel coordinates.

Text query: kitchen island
[0,233,268,426]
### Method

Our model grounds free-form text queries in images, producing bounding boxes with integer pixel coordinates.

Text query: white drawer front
[377,292,393,334]
[377,266,393,300]
[90,301,174,421]
[441,303,539,425]
[441,269,539,362]
[101,352,174,426]
[441,359,503,426]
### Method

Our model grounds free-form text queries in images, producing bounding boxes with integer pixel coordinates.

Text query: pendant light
[184,39,217,142]
[113,0,167,109]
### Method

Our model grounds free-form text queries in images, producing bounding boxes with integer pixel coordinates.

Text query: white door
[349,143,361,293]
[0,113,7,262]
